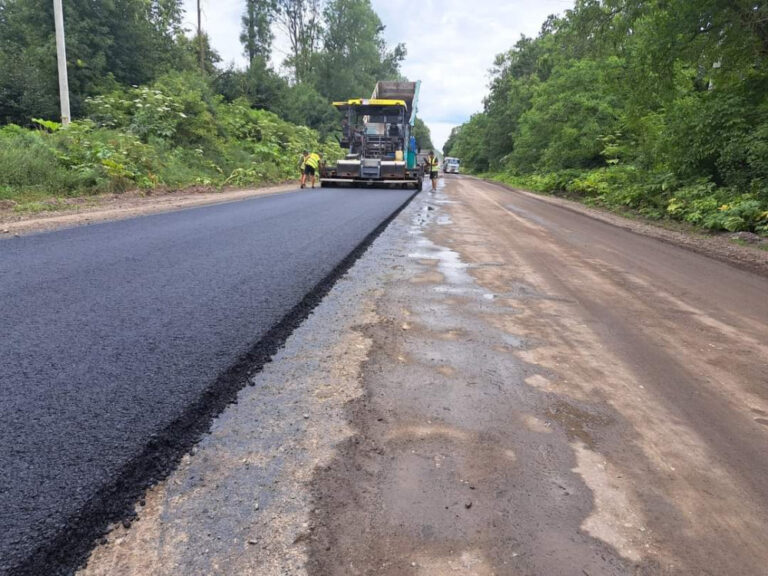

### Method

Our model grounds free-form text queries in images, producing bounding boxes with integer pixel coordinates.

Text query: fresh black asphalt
[0,187,415,574]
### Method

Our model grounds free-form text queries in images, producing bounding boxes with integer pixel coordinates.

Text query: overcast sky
[181,0,573,149]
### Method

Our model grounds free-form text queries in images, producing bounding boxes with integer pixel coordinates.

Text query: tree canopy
[0,0,190,124]
[447,0,768,233]
[312,0,405,101]
[0,0,409,135]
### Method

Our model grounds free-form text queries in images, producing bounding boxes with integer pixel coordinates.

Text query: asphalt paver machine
[320,81,423,189]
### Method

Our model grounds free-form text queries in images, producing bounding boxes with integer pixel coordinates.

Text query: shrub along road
[0,187,414,575]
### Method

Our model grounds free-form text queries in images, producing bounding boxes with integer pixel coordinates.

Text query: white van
[443,157,460,174]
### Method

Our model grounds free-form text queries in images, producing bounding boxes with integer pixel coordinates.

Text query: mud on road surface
[80,176,768,575]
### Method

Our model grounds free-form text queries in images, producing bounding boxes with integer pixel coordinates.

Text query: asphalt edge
[472,175,768,278]
[0,182,300,238]
[11,189,421,576]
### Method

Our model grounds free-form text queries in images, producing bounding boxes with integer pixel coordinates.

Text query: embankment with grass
[479,168,768,237]
[0,73,343,214]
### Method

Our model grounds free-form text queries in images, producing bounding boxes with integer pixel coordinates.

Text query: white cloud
[182,0,249,67]
[375,0,572,148]
[182,0,572,149]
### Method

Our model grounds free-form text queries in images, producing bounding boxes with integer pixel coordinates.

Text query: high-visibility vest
[428,157,439,171]
[305,153,320,169]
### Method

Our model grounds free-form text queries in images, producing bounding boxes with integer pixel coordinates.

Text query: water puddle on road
[407,237,475,287]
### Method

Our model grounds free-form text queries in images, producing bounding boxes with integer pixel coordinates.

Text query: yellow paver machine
[320,81,424,189]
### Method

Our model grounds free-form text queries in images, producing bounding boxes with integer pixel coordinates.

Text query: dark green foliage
[509,58,622,173]
[0,0,404,130]
[312,0,406,102]
[275,83,339,137]
[412,118,433,152]
[0,0,407,205]
[449,0,768,234]
[0,72,344,209]
[0,0,189,125]
[241,0,276,62]
[447,114,491,172]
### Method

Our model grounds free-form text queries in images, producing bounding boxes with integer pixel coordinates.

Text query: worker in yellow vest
[301,150,321,189]
[298,152,307,181]
[425,150,440,191]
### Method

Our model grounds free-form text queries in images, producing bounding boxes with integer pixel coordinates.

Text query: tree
[444,0,768,233]
[313,0,405,100]
[276,82,338,136]
[241,0,276,63]
[442,126,460,156]
[510,58,622,173]
[215,57,287,112]
[276,0,323,82]
[412,118,433,152]
[447,113,491,173]
[0,0,188,125]
[179,33,221,77]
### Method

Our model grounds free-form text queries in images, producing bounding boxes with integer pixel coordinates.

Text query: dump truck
[443,156,460,174]
[320,81,424,189]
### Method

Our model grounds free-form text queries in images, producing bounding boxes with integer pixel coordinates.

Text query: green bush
[486,166,768,235]
[0,125,94,196]
[0,73,343,204]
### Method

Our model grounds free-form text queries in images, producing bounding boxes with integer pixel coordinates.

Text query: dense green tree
[442,126,460,156]
[241,0,276,63]
[0,0,188,125]
[411,118,433,152]
[276,82,338,136]
[312,0,405,101]
[449,113,491,172]
[510,58,622,173]
[447,0,768,233]
[276,0,323,82]
[180,33,222,77]
[0,0,409,133]
[215,57,287,111]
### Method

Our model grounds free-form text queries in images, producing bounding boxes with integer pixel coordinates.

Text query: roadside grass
[480,169,768,238]
[730,237,768,251]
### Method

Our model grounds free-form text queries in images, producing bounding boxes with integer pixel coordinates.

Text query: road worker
[299,151,307,184]
[301,150,321,189]
[425,150,440,191]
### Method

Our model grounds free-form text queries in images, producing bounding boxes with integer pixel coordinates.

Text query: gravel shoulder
[0,183,297,236]
[308,177,768,575]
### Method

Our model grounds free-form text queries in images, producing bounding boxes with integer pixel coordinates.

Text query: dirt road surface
[79,176,768,575]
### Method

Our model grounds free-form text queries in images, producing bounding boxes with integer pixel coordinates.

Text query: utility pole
[197,0,205,74]
[53,0,71,126]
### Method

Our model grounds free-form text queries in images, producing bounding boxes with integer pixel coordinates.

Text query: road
[304,177,768,575]
[0,187,414,575]
[75,175,768,576]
